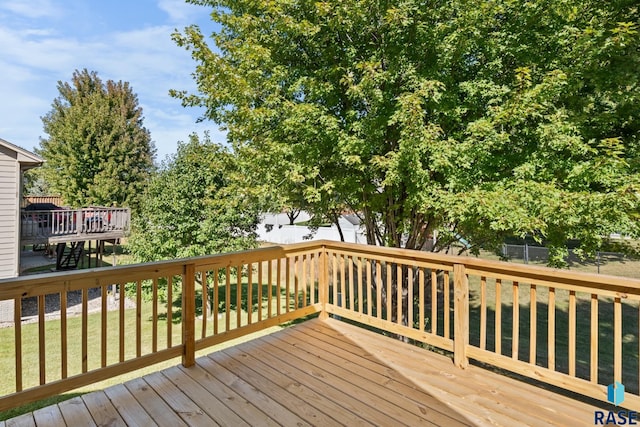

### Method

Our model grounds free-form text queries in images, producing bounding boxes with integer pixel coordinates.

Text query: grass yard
[461,249,640,393]
[474,249,640,279]
[465,275,639,392]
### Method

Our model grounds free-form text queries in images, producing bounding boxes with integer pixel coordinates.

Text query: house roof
[0,137,43,169]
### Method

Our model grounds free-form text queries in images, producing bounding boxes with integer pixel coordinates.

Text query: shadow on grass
[468,286,640,395]
[157,281,309,324]
[327,268,639,401]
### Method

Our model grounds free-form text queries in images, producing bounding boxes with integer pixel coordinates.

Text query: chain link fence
[502,244,640,279]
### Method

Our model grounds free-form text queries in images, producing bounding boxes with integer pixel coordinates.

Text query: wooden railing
[0,240,638,412]
[322,242,640,410]
[21,207,130,243]
[0,242,323,412]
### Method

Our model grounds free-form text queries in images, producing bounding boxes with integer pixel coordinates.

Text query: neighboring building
[256,211,367,244]
[0,138,43,279]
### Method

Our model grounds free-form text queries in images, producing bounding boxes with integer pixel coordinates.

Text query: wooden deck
[20,207,129,246]
[3,318,604,427]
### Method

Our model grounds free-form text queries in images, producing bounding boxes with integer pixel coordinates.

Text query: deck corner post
[318,246,330,320]
[182,262,196,367]
[453,263,469,369]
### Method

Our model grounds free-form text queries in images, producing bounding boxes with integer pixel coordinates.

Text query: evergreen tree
[39,69,155,209]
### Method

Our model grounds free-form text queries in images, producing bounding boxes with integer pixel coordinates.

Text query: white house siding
[0,147,19,279]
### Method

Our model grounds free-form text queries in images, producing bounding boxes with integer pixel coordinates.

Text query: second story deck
[20,207,130,245]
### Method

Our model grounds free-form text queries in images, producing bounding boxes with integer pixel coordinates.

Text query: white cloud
[0,1,218,159]
[0,0,61,19]
[157,0,207,23]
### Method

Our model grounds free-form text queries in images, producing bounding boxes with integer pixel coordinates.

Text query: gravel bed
[0,288,136,327]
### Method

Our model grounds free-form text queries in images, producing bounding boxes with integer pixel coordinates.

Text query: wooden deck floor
[3,318,604,427]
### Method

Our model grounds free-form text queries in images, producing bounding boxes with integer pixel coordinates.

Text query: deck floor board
[4,318,605,426]
[57,397,96,427]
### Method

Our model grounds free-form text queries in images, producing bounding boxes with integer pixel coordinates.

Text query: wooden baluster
[100,285,107,368]
[310,253,316,306]
[357,257,363,314]
[202,271,209,337]
[82,288,88,373]
[407,266,414,329]
[167,277,173,348]
[341,256,347,311]
[267,261,273,319]
[386,263,392,322]
[152,278,158,352]
[332,254,338,307]
[614,297,622,384]
[431,270,437,334]
[294,256,300,310]
[285,257,291,313]
[512,281,519,360]
[548,287,555,371]
[214,269,219,333]
[376,261,382,319]
[136,280,142,358]
[495,278,501,355]
[257,263,262,322]
[182,263,196,367]
[366,258,372,316]
[62,289,68,377]
[453,264,469,368]
[276,259,282,315]
[14,298,22,392]
[236,265,242,328]
[419,268,425,332]
[120,282,126,362]
[529,285,537,365]
[247,264,253,325]
[39,294,46,384]
[568,290,576,376]
[590,293,598,384]
[302,255,307,309]
[226,268,231,331]
[444,271,450,339]
[396,264,402,325]
[480,277,486,350]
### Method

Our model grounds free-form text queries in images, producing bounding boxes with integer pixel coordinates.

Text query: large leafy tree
[173,0,639,265]
[128,133,259,262]
[39,69,155,209]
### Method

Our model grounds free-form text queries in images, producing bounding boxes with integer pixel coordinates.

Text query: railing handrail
[318,240,640,291]
[9,239,637,298]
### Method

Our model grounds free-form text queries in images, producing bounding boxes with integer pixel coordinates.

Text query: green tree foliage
[23,167,52,197]
[128,133,259,262]
[173,0,639,265]
[38,69,155,209]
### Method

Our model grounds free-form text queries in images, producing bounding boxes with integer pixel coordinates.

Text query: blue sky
[0,0,222,162]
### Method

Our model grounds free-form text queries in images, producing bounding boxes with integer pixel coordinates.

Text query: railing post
[453,263,469,368]
[182,262,196,367]
[319,246,329,320]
